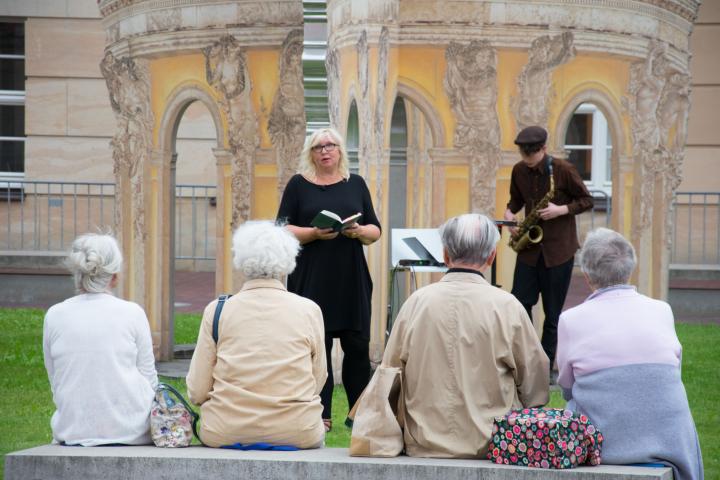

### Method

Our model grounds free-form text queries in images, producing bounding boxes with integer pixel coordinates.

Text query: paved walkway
[173,270,596,315]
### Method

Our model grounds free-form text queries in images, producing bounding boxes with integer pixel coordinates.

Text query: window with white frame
[564,103,612,194]
[0,22,25,178]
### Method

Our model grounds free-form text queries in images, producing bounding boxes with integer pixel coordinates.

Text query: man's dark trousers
[511,252,574,369]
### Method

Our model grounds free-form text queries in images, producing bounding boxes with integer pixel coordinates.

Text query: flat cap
[514,126,548,145]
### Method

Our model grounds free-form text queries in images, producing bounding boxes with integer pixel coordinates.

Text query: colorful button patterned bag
[150,383,199,448]
[487,408,603,468]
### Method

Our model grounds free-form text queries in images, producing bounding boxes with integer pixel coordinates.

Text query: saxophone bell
[511,225,543,252]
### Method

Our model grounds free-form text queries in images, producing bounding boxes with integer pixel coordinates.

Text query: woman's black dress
[277,173,380,339]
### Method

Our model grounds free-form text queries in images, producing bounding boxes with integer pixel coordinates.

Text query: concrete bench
[5,445,672,480]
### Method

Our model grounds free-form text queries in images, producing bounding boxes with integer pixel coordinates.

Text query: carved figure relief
[203,34,258,227]
[626,40,670,233]
[356,30,372,179]
[658,70,691,246]
[147,8,181,32]
[514,32,576,131]
[100,51,154,242]
[325,47,342,130]
[372,27,390,220]
[444,40,501,215]
[268,29,306,198]
[659,71,691,191]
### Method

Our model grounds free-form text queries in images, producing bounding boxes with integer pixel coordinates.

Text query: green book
[310,210,362,232]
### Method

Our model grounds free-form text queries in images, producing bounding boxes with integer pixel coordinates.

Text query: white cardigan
[43,293,158,446]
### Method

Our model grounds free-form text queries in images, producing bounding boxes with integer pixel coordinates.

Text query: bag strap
[156,383,201,440]
[212,294,232,344]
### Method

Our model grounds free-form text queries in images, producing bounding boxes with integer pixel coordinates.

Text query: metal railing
[1,181,116,251]
[175,184,216,262]
[2,181,718,266]
[578,189,611,233]
[672,192,720,265]
[1,181,217,262]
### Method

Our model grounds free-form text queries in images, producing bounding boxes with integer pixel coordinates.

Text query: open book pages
[311,210,362,232]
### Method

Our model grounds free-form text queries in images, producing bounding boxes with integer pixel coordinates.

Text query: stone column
[204,35,259,294]
[213,148,234,296]
[100,50,159,354]
[149,148,176,361]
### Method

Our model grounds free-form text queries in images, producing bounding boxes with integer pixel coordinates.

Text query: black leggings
[320,330,371,420]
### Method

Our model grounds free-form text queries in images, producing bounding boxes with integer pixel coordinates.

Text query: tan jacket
[187,278,327,448]
[382,272,549,458]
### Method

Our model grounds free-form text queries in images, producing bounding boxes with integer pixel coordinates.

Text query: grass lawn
[1,308,718,479]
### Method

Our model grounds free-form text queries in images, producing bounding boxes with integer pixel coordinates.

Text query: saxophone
[509,160,555,253]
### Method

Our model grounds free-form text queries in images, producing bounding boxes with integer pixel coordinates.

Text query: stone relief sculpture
[268,29,306,198]
[203,34,258,228]
[372,27,390,220]
[444,39,501,215]
[658,69,691,246]
[659,70,691,190]
[514,32,576,131]
[325,47,342,130]
[147,8,181,32]
[626,40,669,232]
[356,30,372,179]
[100,51,154,242]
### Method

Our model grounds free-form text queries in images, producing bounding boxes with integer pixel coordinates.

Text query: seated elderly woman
[557,228,703,479]
[43,233,158,446]
[187,221,327,449]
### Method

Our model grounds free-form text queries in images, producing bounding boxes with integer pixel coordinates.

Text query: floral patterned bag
[150,383,199,448]
[487,408,603,468]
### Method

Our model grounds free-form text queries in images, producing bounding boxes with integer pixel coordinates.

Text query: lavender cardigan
[557,286,703,480]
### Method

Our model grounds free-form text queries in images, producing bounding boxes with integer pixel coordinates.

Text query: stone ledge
[4,445,673,480]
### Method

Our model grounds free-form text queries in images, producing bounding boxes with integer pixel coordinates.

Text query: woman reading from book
[277,127,381,432]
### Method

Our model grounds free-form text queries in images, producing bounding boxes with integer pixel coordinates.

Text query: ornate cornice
[329,25,691,72]
[637,0,700,23]
[105,28,295,58]
[100,0,303,53]
[99,0,303,21]
[328,0,699,58]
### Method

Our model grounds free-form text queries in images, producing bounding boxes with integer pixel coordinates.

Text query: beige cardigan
[382,271,549,458]
[187,278,327,448]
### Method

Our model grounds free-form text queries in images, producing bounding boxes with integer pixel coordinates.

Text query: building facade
[0,0,717,360]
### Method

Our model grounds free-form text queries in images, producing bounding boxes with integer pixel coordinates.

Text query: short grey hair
[65,233,122,293]
[297,127,351,181]
[440,213,500,266]
[580,227,637,288]
[232,221,300,280]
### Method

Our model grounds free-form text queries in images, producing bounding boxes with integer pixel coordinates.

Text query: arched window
[388,97,408,230]
[564,103,612,194]
[346,100,359,174]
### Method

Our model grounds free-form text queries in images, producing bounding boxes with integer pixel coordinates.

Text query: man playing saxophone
[503,126,593,382]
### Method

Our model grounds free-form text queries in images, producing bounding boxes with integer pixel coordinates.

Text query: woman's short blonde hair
[232,221,300,280]
[65,233,122,293]
[297,127,351,181]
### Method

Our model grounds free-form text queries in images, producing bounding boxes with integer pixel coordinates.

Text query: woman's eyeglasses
[312,143,338,153]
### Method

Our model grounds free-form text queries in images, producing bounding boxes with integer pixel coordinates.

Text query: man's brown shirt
[507,156,593,267]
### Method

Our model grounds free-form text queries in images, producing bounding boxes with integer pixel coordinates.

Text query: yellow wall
[550,55,632,156]
[497,50,527,150]
[148,54,226,148]
[148,49,284,220]
[254,163,279,219]
[247,49,280,149]
[397,47,454,147]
